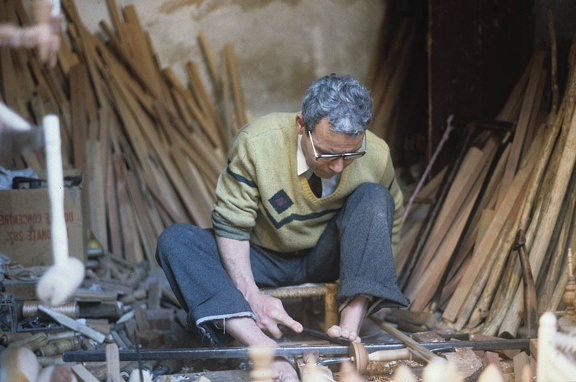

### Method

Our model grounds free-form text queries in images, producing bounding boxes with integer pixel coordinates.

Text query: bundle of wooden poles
[0,0,247,265]
[398,18,576,335]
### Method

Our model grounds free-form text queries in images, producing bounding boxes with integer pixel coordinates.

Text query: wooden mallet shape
[36,115,85,306]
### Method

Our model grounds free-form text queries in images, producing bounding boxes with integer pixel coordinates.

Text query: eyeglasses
[307,129,367,161]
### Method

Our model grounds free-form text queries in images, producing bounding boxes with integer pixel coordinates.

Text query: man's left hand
[245,290,303,339]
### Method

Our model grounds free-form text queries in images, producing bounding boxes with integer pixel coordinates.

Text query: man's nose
[328,158,345,174]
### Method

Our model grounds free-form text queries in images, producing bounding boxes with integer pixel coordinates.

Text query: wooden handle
[369,348,412,362]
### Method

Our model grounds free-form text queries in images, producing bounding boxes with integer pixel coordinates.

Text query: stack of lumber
[365,1,423,164]
[399,19,576,336]
[0,0,247,265]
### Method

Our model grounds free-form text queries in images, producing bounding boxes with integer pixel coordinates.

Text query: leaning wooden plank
[498,98,576,337]
[466,218,516,329]
[220,49,236,145]
[408,141,499,311]
[105,0,129,48]
[113,151,144,264]
[163,67,222,148]
[108,64,210,227]
[520,68,548,158]
[180,131,225,184]
[395,220,421,274]
[185,61,227,150]
[198,31,222,94]
[87,137,108,251]
[122,4,176,117]
[482,73,570,334]
[406,146,487,288]
[408,195,481,312]
[442,159,533,324]
[124,163,160,263]
[537,168,576,311]
[170,146,215,223]
[454,164,533,331]
[168,85,196,129]
[496,51,545,207]
[225,44,247,130]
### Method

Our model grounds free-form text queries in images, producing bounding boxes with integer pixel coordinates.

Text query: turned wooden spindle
[562,248,576,322]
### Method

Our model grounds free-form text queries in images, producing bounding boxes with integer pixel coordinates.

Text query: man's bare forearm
[215,235,259,297]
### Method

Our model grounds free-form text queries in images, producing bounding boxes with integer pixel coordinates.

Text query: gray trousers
[156,183,409,345]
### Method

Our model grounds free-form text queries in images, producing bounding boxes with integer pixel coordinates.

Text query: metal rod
[63,338,530,363]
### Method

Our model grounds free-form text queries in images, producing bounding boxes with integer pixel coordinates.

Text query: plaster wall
[73,0,386,120]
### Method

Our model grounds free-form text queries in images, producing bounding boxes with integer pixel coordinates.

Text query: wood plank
[185,61,227,149]
[198,31,222,94]
[406,146,487,288]
[225,44,247,130]
[496,51,545,207]
[442,159,533,324]
[498,97,576,337]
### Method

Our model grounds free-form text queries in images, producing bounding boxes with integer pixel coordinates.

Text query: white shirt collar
[297,134,309,176]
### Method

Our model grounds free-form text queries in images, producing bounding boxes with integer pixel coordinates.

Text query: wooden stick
[496,51,545,207]
[442,156,533,325]
[225,43,247,129]
[499,97,576,337]
[198,31,221,94]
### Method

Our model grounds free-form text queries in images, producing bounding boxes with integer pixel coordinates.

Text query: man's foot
[326,295,369,342]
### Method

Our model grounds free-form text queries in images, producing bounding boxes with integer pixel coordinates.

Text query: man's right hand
[245,290,303,339]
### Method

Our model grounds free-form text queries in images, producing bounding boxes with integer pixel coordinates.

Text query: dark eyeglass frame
[307,129,367,161]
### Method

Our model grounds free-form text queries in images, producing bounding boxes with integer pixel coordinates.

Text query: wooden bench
[261,282,338,330]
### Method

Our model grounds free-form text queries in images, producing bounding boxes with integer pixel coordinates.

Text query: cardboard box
[0,175,86,267]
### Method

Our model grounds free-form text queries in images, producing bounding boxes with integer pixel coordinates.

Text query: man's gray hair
[301,74,373,137]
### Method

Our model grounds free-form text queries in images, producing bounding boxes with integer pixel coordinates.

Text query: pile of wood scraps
[398,22,576,337]
[0,0,246,266]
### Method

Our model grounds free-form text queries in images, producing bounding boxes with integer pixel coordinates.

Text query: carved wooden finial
[563,248,576,322]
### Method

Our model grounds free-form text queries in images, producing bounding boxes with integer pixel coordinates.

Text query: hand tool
[369,316,442,364]
[514,229,538,338]
[35,115,85,307]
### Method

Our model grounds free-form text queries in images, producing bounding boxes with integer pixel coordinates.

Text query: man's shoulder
[240,112,298,133]
[365,130,390,156]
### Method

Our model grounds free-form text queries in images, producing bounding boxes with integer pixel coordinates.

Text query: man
[157,74,409,381]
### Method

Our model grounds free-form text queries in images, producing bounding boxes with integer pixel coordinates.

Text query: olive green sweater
[212,112,404,252]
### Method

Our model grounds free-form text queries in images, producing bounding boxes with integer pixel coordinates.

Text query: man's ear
[296,113,305,135]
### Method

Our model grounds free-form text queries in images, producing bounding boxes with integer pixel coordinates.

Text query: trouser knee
[346,183,394,214]
[156,223,194,265]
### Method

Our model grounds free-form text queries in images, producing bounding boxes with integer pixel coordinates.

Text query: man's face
[296,114,365,179]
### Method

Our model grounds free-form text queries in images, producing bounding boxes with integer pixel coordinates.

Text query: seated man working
[156,73,410,381]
